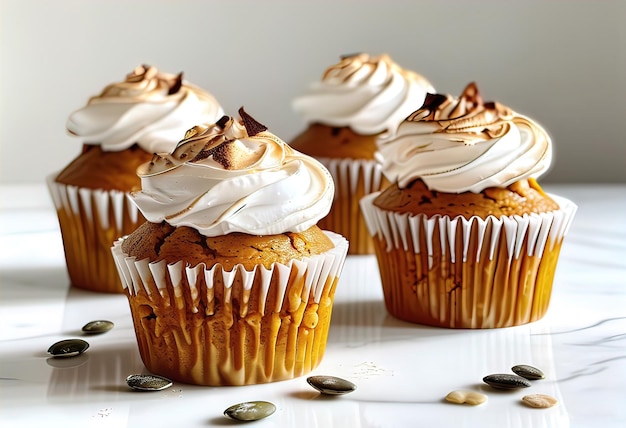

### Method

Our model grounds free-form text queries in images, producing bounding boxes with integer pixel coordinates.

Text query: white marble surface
[1,184,625,427]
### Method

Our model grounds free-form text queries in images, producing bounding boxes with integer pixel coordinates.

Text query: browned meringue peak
[139,110,271,175]
[95,64,183,100]
[239,107,268,136]
[127,64,157,82]
[408,82,516,142]
[323,53,396,81]
[203,139,264,170]
[139,123,226,176]
[167,72,183,95]
[137,123,221,176]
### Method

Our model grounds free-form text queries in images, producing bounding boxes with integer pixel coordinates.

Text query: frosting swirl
[66,65,223,153]
[292,53,434,136]
[131,109,334,236]
[376,82,552,193]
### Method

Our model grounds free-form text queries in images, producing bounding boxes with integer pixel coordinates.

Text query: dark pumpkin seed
[483,373,531,389]
[512,364,545,380]
[307,375,357,395]
[82,320,114,334]
[47,339,89,358]
[126,374,172,391]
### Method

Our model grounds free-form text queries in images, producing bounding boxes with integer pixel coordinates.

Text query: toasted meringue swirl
[292,53,434,136]
[376,83,552,193]
[131,112,334,236]
[66,65,223,152]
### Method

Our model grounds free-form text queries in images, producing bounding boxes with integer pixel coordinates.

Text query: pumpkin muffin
[291,53,434,254]
[112,109,349,385]
[48,64,222,293]
[361,83,576,328]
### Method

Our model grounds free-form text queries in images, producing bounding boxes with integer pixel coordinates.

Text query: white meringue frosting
[376,83,552,193]
[66,65,223,153]
[292,53,434,136]
[131,109,334,236]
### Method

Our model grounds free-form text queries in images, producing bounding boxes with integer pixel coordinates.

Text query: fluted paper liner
[47,174,144,293]
[111,231,349,386]
[360,192,577,328]
[317,157,388,255]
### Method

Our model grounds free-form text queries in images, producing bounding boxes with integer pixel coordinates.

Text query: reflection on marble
[47,344,140,401]
[326,271,569,427]
[43,283,147,402]
[0,184,625,427]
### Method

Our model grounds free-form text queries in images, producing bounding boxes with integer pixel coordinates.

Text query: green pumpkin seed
[307,375,357,395]
[126,374,172,391]
[512,364,545,380]
[82,320,114,334]
[47,339,89,358]
[224,401,276,421]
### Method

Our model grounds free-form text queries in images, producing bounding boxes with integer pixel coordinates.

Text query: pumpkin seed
[522,393,558,408]
[47,339,89,358]
[224,401,276,421]
[483,373,531,389]
[512,364,545,380]
[126,374,172,391]
[82,320,114,334]
[307,375,357,395]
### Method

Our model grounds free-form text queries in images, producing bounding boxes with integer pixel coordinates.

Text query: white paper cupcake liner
[111,231,349,385]
[47,174,141,231]
[316,157,387,254]
[361,193,577,265]
[112,232,348,311]
[47,174,144,293]
[360,191,577,328]
[318,157,385,201]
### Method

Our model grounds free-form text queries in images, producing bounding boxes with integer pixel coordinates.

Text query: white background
[1,0,625,184]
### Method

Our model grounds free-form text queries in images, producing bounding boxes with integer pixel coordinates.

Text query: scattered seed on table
[445,390,487,405]
[307,375,357,395]
[82,320,114,334]
[522,393,558,408]
[47,339,89,358]
[512,364,545,380]
[483,373,531,389]
[126,374,172,391]
[224,401,276,421]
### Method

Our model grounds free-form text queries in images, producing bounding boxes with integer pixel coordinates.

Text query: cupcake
[360,83,577,329]
[111,109,349,386]
[290,53,434,254]
[48,65,223,293]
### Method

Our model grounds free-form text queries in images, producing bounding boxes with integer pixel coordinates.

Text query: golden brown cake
[47,65,222,293]
[111,110,349,385]
[51,145,150,295]
[55,144,152,191]
[360,83,577,329]
[290,123,379,160]
[374,178,559,218]
[121,222,334,270]
[291,54,434,254]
